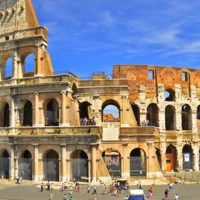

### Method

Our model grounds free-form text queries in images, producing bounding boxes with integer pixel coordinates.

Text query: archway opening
[3,103,9,127]
[5,57,13,79]
[102,100,120,122]
[23,53,35,77]
[131,104,140,126]
[43,150,59,181]
[182,104,192,130]
[102,148,121,178]
[70,150,88,182]
[130,148,146,176]
[182,145,193,170]
[166,145,177,172]
[23,101,32,126]
[146,103,159,127]
[0,149,9,179]
[18,150,32,180]
[165,105,176,130]
[46,99,59,126]
[164,89,175,101]
[79,101,92,124]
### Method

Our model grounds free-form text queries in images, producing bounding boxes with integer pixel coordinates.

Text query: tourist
[165,189,169,200]
[40,182,44,192]
[93,194,97,200]
[47,180,51,190]
[139,181,143,189]
[61,182,65,191]
[174,193,179,200]
[63,193,67,200]
[169,182,173,191]
[69,185,73,195]
[93,185,97,195]
[86,185,90,196]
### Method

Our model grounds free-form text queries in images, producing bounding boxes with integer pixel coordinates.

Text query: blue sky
[32,0,200,78]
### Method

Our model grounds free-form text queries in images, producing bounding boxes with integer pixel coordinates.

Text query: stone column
[13,48,18,79]
[9,145,15,180]
[192,109,197,132]
[33,144,39,181]
[34,92,40,126]
[160,140,166,172]
[176,144,183,171]
[10,98,15,127]
[176,108,182,131]
[192,143,199,171]
[91,143,97,183]
[61,91,69,126]
[121,143,129,179]
[61,144,67,181]
[159,108,165,131]
[66,159,71,182]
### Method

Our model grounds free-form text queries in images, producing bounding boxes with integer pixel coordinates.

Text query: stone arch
[79,101,92,121]
[0,148,9,179]
[131,103,140,126]
[45,98,59,126]
[18,149,32,180]
[182,144,193,170]
[102,99,120,122]
[164,88,175,101]
[23,100,33,126]
[0,54,13,80]
[182,104,192,130]
[3,103,10,127]
[165,105,176,130]
[130,148,146,176]
[166,145,177,172]
[146,103,159,127]
[43,149,59,181]
[102,148,121,178]
[20,51,36,77]
[70,149,88,182]
[5,57,13,79]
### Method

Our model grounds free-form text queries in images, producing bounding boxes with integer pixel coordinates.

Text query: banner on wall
[184,154,190,162]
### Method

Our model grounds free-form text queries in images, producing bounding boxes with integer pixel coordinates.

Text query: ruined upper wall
[0,0,39,35]
[112,65,200,99]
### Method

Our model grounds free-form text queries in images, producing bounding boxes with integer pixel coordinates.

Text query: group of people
[80,117,96,125]
[164,182,179,200]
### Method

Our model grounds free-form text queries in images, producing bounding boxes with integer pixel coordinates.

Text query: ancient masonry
[0,0,200,183]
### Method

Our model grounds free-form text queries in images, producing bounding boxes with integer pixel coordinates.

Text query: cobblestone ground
[0,180,199,200]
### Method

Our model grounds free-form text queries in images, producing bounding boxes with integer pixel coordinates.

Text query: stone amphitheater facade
[0,0,200,183]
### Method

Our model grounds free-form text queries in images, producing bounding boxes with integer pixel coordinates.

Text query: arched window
[46,99,59,126]
[182,104,192,130]
[102,100,120,122]
[164,89,175,101]
[5,57,13,79]
[131,104,140,126]
[24,53,35,77]
[165,105,176,130]
[146,103,159,127]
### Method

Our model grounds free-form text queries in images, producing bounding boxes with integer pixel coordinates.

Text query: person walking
[169,182,173,191]
[40,182,44,192]
[63,193,67,200]
[165,189,169,200]
[174,194,179,200]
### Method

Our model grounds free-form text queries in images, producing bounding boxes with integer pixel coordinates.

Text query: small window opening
[182,72,188,81]
[5,36,9,41]
[148,70,154,80]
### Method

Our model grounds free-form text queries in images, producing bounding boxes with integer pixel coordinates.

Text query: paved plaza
[0,179,199,200]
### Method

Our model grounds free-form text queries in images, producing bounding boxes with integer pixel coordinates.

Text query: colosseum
[0,0,200,183]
